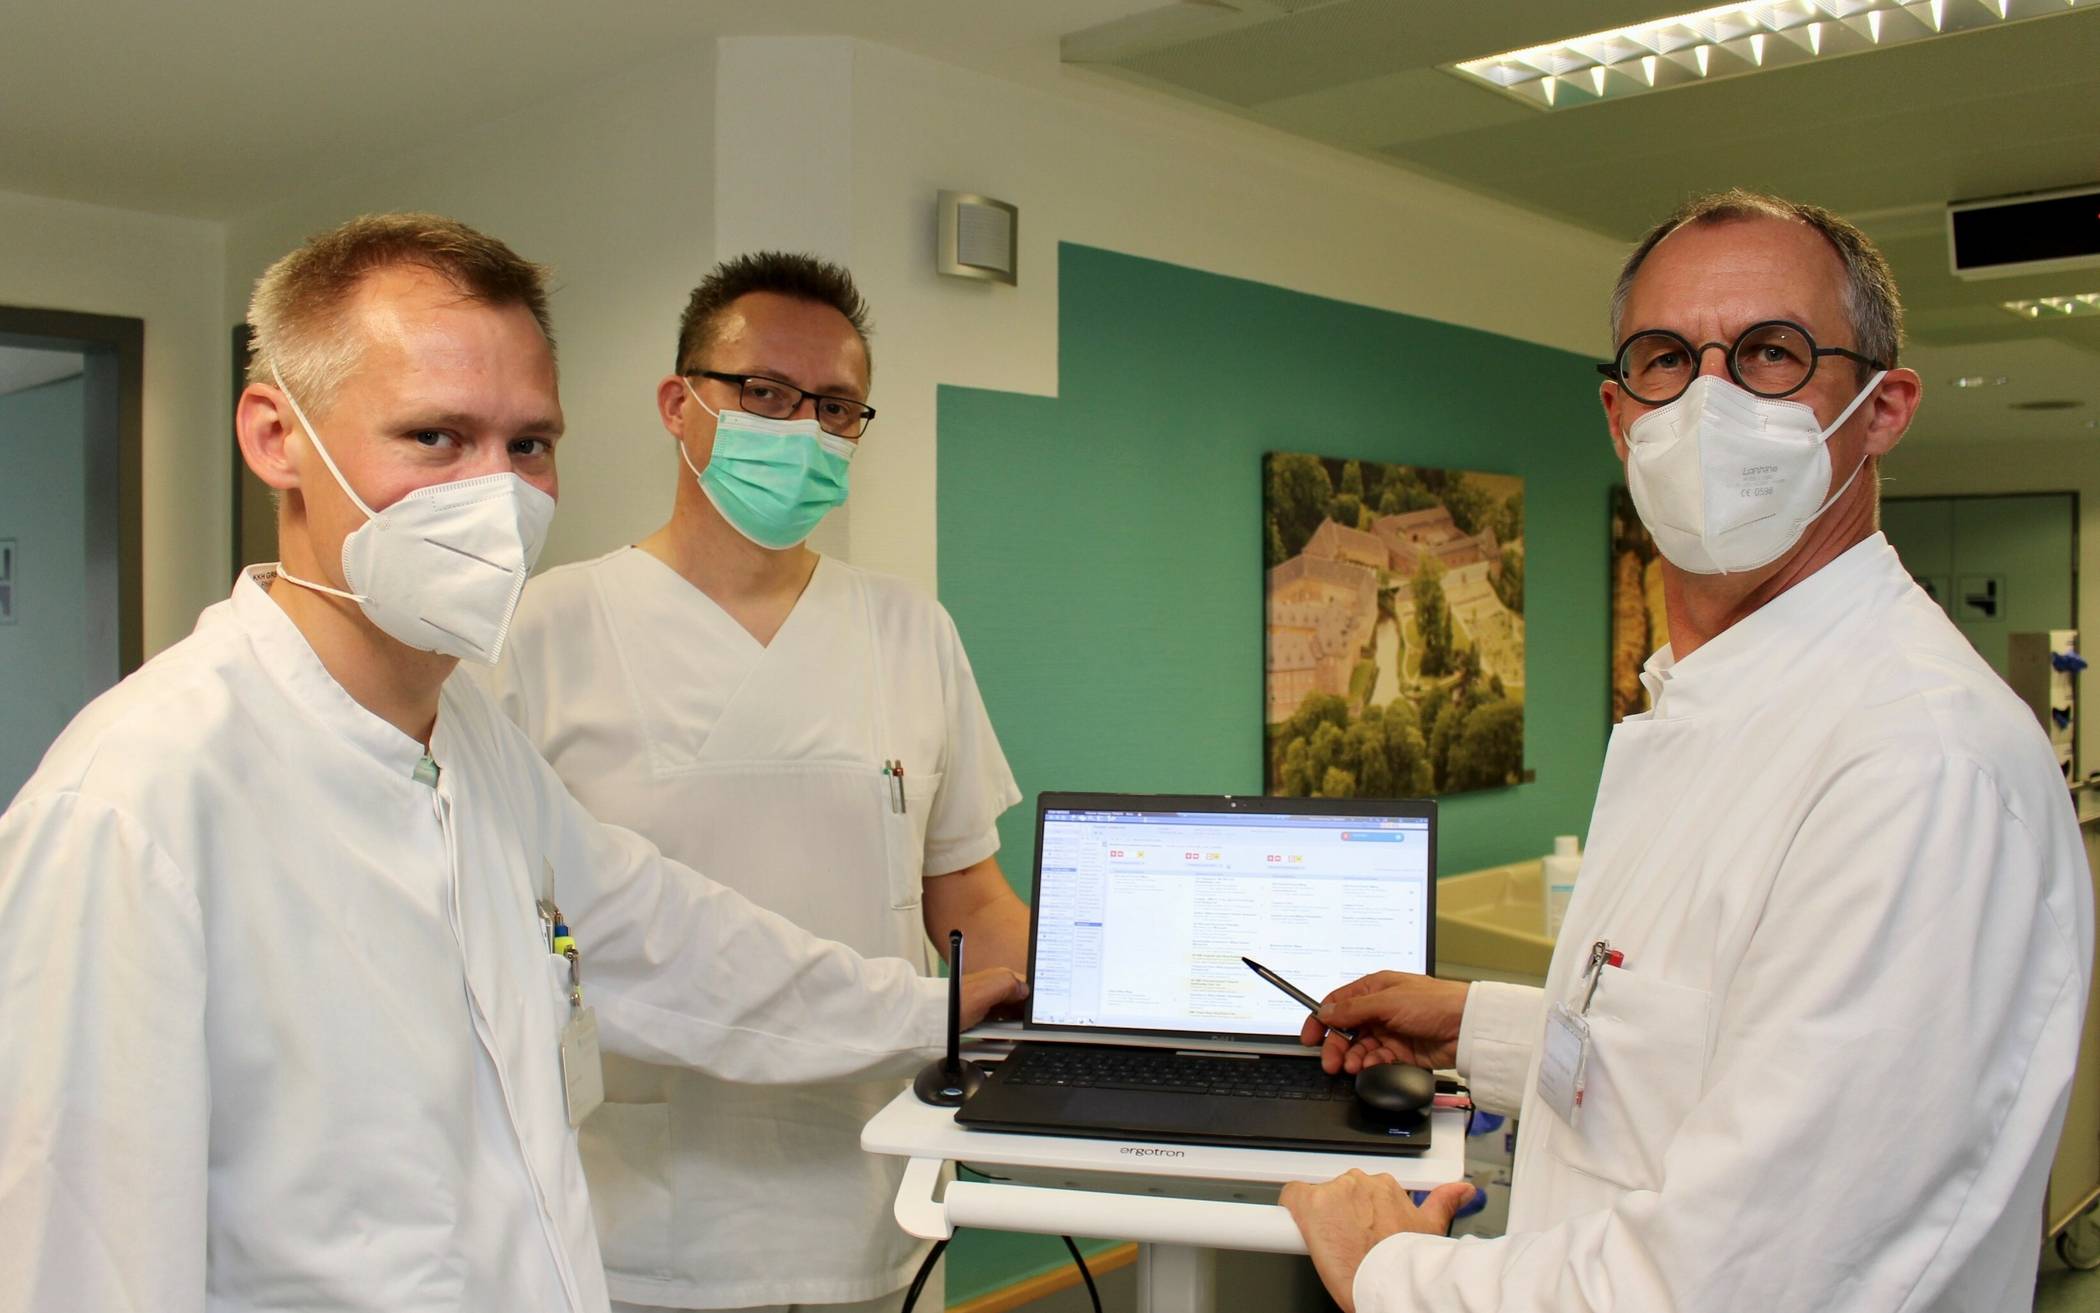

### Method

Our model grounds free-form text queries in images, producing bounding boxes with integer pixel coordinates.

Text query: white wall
[1883,436,2100,777]
[223,50,719,574]
[0,188,225,656]
[796,38,1624,588]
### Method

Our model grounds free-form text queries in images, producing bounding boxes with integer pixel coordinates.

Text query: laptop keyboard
[1001,1045,1350,1100]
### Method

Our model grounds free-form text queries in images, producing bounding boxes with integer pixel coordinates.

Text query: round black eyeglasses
[1596,320,1885,407]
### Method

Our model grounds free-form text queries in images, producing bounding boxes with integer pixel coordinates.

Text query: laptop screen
[1026,795,1434,1042]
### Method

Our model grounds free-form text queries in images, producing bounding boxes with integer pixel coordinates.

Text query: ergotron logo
[1118,1146,1187,1160]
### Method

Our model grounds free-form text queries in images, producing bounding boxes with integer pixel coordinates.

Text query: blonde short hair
[245,212,555,411]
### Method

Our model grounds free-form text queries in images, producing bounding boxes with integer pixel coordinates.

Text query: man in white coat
[487,252,1031,1313]
[0,213,1024,1313]
[1281,189,2094,1311]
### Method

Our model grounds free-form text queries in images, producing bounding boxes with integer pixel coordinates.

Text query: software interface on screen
[1030,807,1431,1037]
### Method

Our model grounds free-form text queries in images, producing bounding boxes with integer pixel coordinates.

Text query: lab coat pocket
[883,768,942,911]
[1546,966,1711,1194]
[579,1099,675,1279]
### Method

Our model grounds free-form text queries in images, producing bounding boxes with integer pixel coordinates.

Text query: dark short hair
[1610,188,1902,372]
[675,251,872,374]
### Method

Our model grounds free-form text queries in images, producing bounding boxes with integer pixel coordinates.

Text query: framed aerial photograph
[1264,452,1525,798]
[1609,485,1665,725]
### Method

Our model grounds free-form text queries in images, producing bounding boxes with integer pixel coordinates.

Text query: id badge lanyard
[538,862,604,1127]
[1537,939,1621,1127]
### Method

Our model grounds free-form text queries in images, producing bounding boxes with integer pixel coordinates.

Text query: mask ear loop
[677,377,719,485]
[1801,370,1889,523]
[268,366,374,603]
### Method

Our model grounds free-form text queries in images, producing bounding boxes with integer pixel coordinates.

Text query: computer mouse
[1352,1063,1435,1120]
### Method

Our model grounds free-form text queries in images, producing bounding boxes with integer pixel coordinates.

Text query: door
[1883,493,2077,678]
[0,308,143,802]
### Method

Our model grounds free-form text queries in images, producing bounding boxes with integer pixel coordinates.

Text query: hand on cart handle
[1281,1170,1480,1313]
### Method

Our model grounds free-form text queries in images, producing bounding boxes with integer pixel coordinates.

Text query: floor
[2034,1230,2100,1312]
[1007,1237,2099,1311]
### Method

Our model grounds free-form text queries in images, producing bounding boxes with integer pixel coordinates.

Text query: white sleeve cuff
[1454,980,1545,1117]
[1351,1232,1439,1313]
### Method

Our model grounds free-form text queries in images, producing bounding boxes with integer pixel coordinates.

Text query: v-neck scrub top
[489,548,1020,1308]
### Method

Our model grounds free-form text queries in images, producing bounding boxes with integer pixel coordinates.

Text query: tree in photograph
[1440,471,1492,536]
[1319,766,1357,798]
[1346,717,1391,796]
[1332,492,1364,531]
[1495,489,1524,545]
[1265,513,1289,569]
[1413,556,1452,678]
[1382,698,1433,794]
[1416,682,1448,742]
[1265,453,1333,558]
[1494,543,1525,612]
[1378,469,1438,517]
[1340,460,1364,501]
[1444,698,1525,791]
[1358,461,1386,510]
[1429,696,1469,791]
[1279,737,1312,796]
[1307,720,1345,789]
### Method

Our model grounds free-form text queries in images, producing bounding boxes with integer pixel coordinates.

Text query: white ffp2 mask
[1624,371,1885,575]
[269,371,556,664]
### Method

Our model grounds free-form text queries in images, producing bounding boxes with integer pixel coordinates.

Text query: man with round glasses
[1283,190,2092,1312]
[488,252,1029,1313]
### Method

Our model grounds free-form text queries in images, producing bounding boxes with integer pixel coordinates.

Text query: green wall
[933,244,1622,1302]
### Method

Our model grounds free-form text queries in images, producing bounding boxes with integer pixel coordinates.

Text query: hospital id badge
[1537,1001,1590,1127]
[559,1006,604,1127]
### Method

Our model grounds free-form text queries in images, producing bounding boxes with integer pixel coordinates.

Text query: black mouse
[1352,1063,1435,1120]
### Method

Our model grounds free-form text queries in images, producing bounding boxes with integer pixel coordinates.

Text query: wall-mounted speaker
[937,191,1018,286]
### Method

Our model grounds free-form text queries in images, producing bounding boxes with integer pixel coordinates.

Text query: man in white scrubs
[1281,190,2094,1311]
[0,215,1024,1313]
[488,252,1030,1313]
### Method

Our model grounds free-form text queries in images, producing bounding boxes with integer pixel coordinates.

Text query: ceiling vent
[1949,184,2100,281]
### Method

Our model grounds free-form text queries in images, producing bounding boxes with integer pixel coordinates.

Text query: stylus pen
[1241,956,1358,1043]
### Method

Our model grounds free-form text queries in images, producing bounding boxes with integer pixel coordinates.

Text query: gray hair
[1608,188,1903,373]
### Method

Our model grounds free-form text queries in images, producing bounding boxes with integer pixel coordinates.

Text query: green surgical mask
[681,379,855,550]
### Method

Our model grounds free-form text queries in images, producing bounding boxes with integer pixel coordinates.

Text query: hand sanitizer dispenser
[1544,835,1582,938]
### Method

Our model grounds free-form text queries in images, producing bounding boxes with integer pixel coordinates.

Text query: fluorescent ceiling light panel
[1449,0,2098,110]
[2003,293,2100,319]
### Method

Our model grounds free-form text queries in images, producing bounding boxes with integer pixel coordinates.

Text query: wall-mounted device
[937,191,1018,286]
[1948,184,2100,281]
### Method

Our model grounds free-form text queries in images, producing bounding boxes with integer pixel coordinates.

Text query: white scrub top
[0,568,948,1313]
[488,548,1019,1309]
[1357,535,2094,1312]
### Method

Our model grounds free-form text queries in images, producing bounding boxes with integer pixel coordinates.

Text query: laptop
[957,792,1438,1155]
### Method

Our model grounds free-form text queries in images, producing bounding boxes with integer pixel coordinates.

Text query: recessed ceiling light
[1953,375,2009,388]
[1447,0,2098,111]
[2003,292,2100,320]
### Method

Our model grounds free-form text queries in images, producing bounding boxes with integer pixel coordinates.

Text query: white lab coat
[1358,535,2094,1312]
[488,548,1019,1308]
[0,568,948,1313]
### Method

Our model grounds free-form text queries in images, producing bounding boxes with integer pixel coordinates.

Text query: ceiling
[0,0,1157,220]
[1067,0,2100,447]
[3,1,2092,445]
[0,346,84,398]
